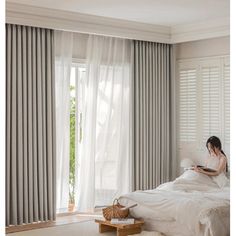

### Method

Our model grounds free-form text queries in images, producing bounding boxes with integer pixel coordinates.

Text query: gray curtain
[6,24,56,226]
[132,40,176,191]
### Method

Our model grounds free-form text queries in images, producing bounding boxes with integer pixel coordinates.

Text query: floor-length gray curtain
[132,40,176,191]
[6,24,56,226]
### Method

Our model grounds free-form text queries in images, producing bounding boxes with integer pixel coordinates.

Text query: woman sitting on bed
[194,136,228,176]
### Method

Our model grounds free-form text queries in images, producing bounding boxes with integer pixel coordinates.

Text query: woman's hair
[206,136,228,172]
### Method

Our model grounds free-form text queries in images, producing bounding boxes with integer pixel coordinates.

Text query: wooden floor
[6,212,103,234]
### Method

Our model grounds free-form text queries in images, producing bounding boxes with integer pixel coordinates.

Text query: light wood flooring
[6,212,103,234]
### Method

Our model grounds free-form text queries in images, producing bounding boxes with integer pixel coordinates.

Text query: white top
[206,154,227,173]
[205,155,229,188]
[206,155,220,170]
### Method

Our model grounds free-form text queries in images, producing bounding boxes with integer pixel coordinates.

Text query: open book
[185,165,217,172]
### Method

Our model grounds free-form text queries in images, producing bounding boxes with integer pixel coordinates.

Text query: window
[68,62,86,210]
[178,56,230,163]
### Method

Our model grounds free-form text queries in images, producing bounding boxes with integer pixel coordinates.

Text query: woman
[194,136,228,176]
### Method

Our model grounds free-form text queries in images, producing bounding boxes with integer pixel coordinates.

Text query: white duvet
[119,170,230,236]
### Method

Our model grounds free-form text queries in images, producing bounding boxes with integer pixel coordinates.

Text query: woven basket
[102,198,129,220]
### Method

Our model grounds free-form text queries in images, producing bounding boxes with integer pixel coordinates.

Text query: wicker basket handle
[112,198,119,206]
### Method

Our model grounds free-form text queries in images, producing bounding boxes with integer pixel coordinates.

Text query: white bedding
[119,170,230,236]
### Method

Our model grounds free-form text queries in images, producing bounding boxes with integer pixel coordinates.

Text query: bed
[119,170,230,236]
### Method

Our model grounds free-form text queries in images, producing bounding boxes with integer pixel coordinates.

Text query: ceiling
[6,0,229,26]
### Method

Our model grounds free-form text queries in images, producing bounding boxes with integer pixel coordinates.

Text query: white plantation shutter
[179,69,197,142]
[178,56,230,162]
[201,66,221,143]
[223,63,230,146]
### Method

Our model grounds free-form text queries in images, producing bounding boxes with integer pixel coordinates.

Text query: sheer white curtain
[77,35,132,211]
[55,31,73,213]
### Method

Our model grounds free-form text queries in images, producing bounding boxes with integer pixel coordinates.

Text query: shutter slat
[179,68,197,142]
[201,66,221,144]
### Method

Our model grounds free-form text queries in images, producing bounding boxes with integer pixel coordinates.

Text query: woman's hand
[194,166,202,173]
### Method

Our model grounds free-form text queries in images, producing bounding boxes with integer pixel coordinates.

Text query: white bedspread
[119,170,230,236]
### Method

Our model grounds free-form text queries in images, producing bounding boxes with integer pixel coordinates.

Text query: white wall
[175,36,230,60]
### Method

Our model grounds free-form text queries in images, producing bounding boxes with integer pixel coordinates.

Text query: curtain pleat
[6,24,56,226]
[133,41,174,191]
